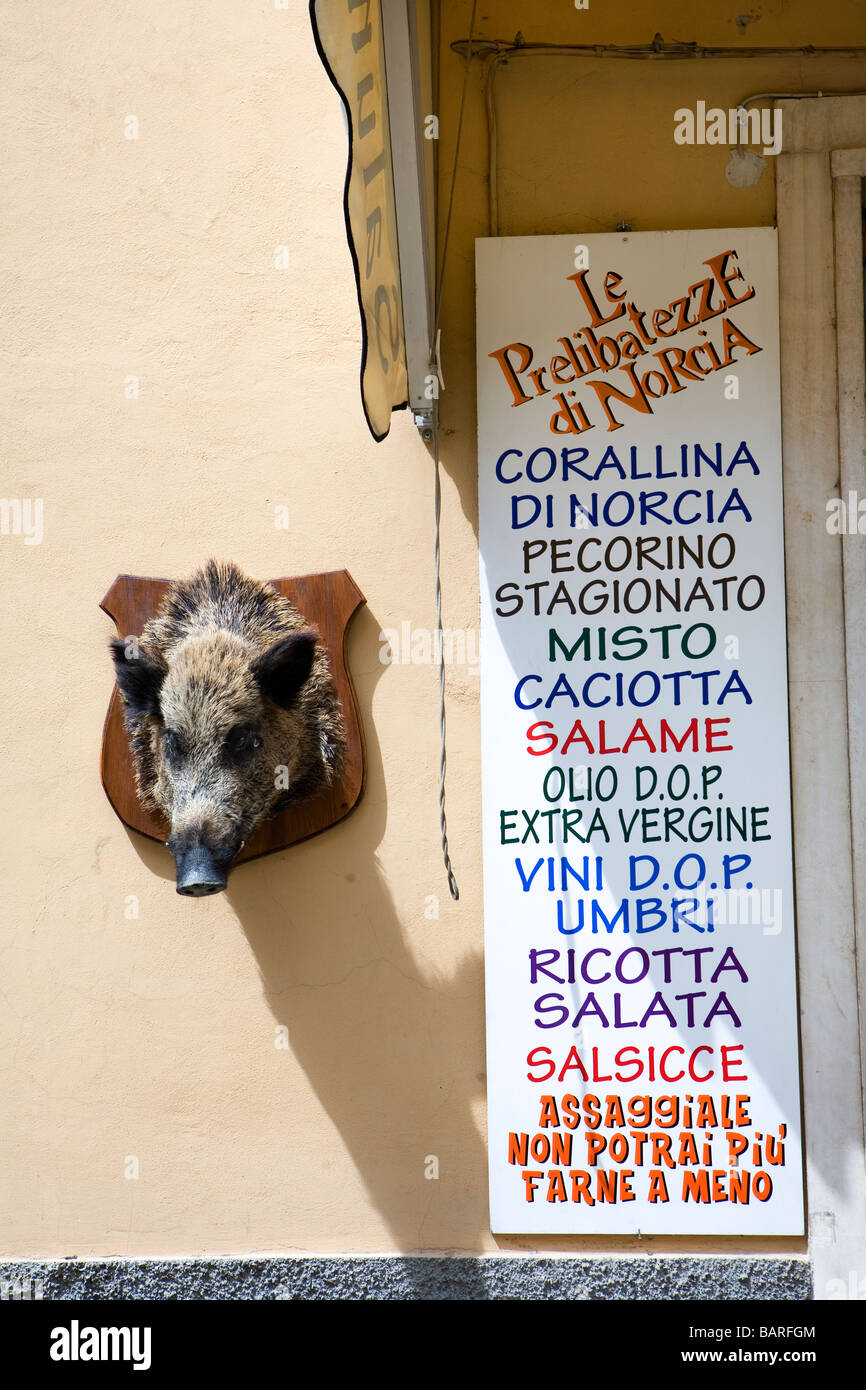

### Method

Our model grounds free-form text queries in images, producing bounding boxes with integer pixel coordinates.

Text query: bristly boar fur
[109,560,345,894]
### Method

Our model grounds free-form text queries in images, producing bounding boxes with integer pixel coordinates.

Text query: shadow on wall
[216,601,488,1273]
[112,589,488,1269]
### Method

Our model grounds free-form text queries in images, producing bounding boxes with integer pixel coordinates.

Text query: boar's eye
[164,729,186,764]
[223,724,261,763]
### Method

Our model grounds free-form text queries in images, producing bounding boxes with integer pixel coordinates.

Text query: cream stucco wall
[0,0,481,1258]
[1,0,864,1259]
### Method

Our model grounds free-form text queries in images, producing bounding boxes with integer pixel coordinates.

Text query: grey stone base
[0,1255,812,1301]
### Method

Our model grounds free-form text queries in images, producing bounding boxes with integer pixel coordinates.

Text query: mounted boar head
[110,561,345,895]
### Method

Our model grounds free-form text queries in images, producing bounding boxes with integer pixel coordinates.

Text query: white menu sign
[476,228,803,1234]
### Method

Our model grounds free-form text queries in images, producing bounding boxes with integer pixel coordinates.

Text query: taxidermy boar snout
[109,562,346,895]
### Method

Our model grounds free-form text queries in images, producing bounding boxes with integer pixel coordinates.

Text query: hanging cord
[433,410,459,901]
[428,0,477,902]
[433,0,477,342]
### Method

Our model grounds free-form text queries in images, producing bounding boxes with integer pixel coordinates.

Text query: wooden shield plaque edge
[99,569,367,867]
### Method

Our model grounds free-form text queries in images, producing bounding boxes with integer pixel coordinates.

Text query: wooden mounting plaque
[100,570,366,865]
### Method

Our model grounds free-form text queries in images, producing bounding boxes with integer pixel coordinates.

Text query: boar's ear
[110,638,165,719]
[252,630,317,709]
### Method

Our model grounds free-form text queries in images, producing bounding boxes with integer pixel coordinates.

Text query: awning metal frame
[381,0,437,430]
